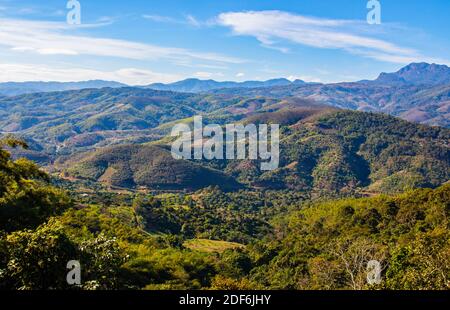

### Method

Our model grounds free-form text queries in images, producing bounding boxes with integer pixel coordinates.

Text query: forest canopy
[0,139,448,289]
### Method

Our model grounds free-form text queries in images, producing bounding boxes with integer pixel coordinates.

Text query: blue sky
[0,0,448,84]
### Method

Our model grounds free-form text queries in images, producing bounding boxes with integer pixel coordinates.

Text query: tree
[0,137,72,232]
[385,228,450,290]
[0,219,78,290]
[210,275,259,290]
[328,237,386,290]
[0,219,129,290]
[78,234,128,289]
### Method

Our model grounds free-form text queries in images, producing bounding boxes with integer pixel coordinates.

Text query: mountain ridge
[0,80,127,96]
[373,62,450,85]
[2,62,449,96]
[143,78,307,93]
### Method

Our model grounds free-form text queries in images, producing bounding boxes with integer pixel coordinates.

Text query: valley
[0,62,449,290]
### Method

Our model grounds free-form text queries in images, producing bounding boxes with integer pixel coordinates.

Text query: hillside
[1,135,448,290]
[0,88,244,156]
[61,110,450,196]
[1,92,329,162]
[249,183,450,289]
[59,144,240,191]
[205,110,449,197]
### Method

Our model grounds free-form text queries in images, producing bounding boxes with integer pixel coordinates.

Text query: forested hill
[60,110,450,197]
[1,136,448,289]
[248,183,450,290]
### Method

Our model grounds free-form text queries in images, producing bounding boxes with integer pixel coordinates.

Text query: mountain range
[0,63,449,160]
[0,62,448,199]
[0,80,127,96]
[58,108,450,197]
[209,63,450,127]
[371,62,450,85]
[1,63,448,128]
[144,63,450,93]
[0,78,308,96]
[1,62,449,96]
[144,78,307,93]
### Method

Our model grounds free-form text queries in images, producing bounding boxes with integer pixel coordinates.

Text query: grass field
[183,239,245,253]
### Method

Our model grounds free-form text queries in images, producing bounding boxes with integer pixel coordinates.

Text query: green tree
[0,219,77,290]
[0,137,72,232]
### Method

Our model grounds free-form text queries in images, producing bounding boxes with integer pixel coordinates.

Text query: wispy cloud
[193,71,224,79]
[0,62,182,85]
[143,13,213,28]
[186,15,201,27]
[142,14,182,24]
[217,10,447,64]
[0,18,244,64]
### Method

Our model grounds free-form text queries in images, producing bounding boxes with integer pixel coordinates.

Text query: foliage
[0,136,449,290]
[246,184,450,290]
[0,137,72,232]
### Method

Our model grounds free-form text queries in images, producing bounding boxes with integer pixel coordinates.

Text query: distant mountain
[0,80,127,96]
[372,62,450,85]
[1,62,450,161]
[0,88,324,159]
[210,63,450,128]
[145,78,305,93]
[0,87,248,155]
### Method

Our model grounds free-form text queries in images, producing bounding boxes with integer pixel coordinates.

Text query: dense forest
[0,137,448,290]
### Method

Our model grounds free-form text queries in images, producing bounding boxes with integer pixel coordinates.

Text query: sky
[0,0,448,85]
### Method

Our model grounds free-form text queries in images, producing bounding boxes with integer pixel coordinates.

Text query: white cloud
[193,71,224,79]
[236,72,245,78]
[36,48,79,55]
[186,15,201,27]
[217,10,446,64]
[287,75,321,83]
[0,18,244,64]
[0,63,182,85]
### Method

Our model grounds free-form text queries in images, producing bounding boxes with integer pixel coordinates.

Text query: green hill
[60,144,241,191]
[226,110,449,196]
[0,88,244,156]
[59,110,449,196]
